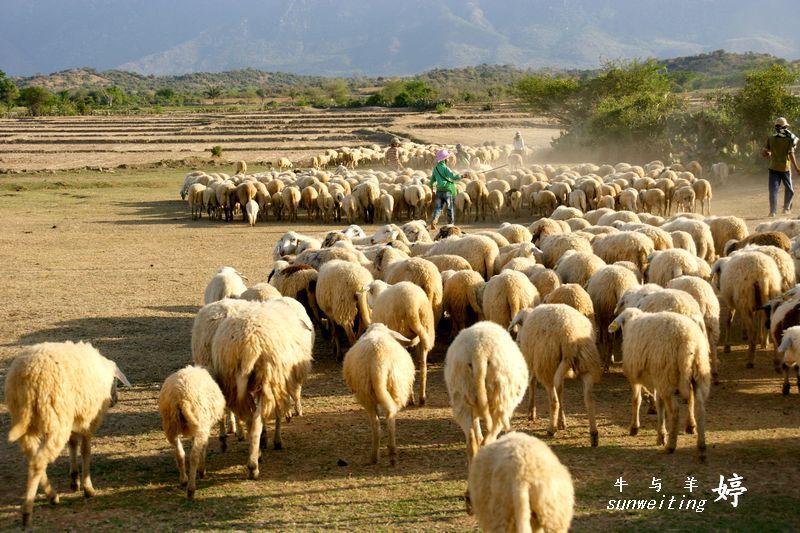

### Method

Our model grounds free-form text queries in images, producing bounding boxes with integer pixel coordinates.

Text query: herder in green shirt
[762,117,800,217]
[429,149,463,230]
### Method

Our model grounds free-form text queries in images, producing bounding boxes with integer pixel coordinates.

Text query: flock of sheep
[7,153,798,531]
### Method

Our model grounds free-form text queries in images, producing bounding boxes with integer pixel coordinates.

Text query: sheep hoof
[646,405,657,415]
[590,432,599,447]
[180,479,188,487]
[70,472,80,491]
[219,436,228,453]
[629,427,638,436]
[546,429,556,437]
[84,487,96,498]
[22,512,31,528]
[49,493,60,505]
[273,442,283,451]
[656,435,665,446]
[782,383,790,396]
[712,373,720,385]
[746,362,754,369]
[389,456,397,467]
[464,491,473,515]
[198,470,206,479]
[418,398,426,407]
[187,489,195,501]
[557,420,566,430]
[685,425,696,435]
[665,445,676,454]
[723,345,731,354]
[247,466,260,480]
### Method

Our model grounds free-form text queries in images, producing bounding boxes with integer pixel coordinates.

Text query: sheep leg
[291,384,303,418]
[21,460,45,527]
[655,394,666,447]
[664,393,679,453]
[185,435,203,500]
[685,387,697,435]
[367,404,380,464]
[468,417,482,464]
[218,417,228,453]
[782,364,791,395]
[235,414,246,441]
[554,362,569,430]
[694,389,707,463]
[417,345,428,407]
[629,383,642,436]
[722,307,733,353]
[581,373,599,447]
[247,401,264,480]
[39,469,58,505]
[386,410,398,467]
[69,433,81,491]
[273,414,283,450]
[80,434,96,498]
[174,437,188,486]
[746,316,757,368]
[546,383,560,437]
[198,441,208,479]
[527,374,537,421]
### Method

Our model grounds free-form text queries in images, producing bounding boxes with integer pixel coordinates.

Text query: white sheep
[342,323,417,466]
[645,249,710,287]
[481,270,539,329]
[159,365,226,499]
[467,432,574,533]
[366,280,435,405]
[442,269,485,338]
[5,341,131,527]
[245,198,259,226]
[516,304,602,446]
[424,234,499,280]
[609,308,710,461]
[444,321,529,468]
[777,325,800,396]
[210,298,314,480]
[203,266,247,304]
[586,265,641,367]
[554,250,606,286]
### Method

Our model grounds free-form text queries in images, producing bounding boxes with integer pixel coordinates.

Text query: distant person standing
[429,149,463,229]
[762,117,800,217]
[454,143,470,170]
[385,137,402,170]
[512,131,525,155]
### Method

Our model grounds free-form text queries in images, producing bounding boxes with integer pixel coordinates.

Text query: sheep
[273,231,321,260]
[281,186,302,222]
[672,186,696,213]
[516,304,601,446]
[540,233,593,268]
[400,219,432,243]
[740,244,795,292]
[641,188,666,215]
[444,322,529,470]
[245,198,259,226]
[586,265,640,367]
[597,210,640,226]
[608,309,710,461]
[236,182,257,222]
[554,250,606,286]
[424,253,473,273]
[670,230,698,255]
[424,234,499,280]
[667,276,721,382]
[529,266,561,299]
[442,269,485,338]
[378,192,394,223]
[494,242,539,273]
[487,189,505,222]
[366,280,435,405]
[497,222,533,244]
[267,262,322,329]
[203,266,247,304]
[543,284,595,324]
[692,179,712,215]
[5,341,131,527]
[239,282,282,302]
[159,365,226,500]
[481,270,539,328]
[210,298,313,479]
[777,326,800,396]
[342,323,416,466]
[277,157,293,171]
[188,182,207,220]
[314,260,373,360]
[591,232,655,273]
[716,251,783,366]
[723,231,791,256]
[661,218,715,262]
[645,249,710,287]
[353,181,381,223]
[706,216,748,258]
[467,432,574,533]
[374,246,443,324]
[529,218,567,245]
[455,191,472,223]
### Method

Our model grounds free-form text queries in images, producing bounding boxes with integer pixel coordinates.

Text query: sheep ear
[390,330,419,347]
[778,336,792,353]
[114,366,132,387]
[391,230,399,240]
[608,320,620,333]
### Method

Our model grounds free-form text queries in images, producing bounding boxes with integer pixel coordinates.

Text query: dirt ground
[0,116,798,530]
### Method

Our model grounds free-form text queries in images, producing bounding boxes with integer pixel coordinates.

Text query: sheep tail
[178,399,200,433]
[356,291,371,337]
[373,369,399,414]
[7,410,31,443]
[473,358,493,436]
[512,483,533,533]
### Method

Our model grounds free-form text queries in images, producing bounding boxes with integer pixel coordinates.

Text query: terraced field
[0,105,559,172]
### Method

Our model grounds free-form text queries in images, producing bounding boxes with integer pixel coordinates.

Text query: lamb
[672,186,696,213]
[554,250,606,286]
[692,179,712,215]
[203,266,247,304]
[424,234,499,280]
[366,280,435,405]
[487,189,505,222]
[314,260,373,361]
[667,276,722,382]
[281,186,302,222]
[455,191,472,223]
[444,322,529,469]
[342,323,416,465]
[608,309,710,462]
[210,298,314,480]
[5,341,131,527]
[480,270,539,329]
[467,432,574,533]
[586,265,641,367]
[159,365,226,500]
[591,232,655,273]
[188,182,207,220]
[516,304,602,446]
[716,251,783,366]
[245,198,259,226]
[374,246,443,324]
[645,249,710,287]
[776,326,800,395]
[442,269,485,337]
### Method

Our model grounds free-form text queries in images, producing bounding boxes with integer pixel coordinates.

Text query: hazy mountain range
[3,0,798,77]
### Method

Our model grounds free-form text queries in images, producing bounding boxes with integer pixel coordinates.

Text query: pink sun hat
[435,149,450,162]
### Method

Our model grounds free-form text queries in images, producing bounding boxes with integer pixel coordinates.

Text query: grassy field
[0,168,798,531]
